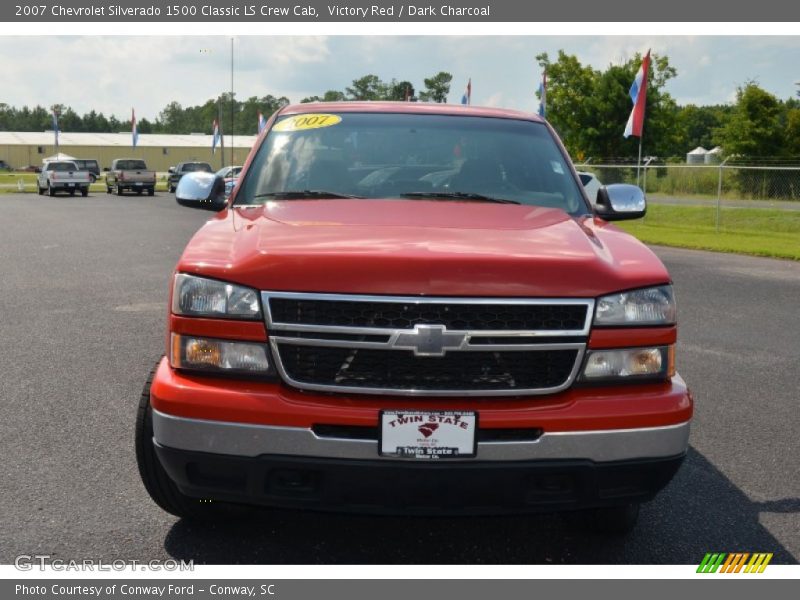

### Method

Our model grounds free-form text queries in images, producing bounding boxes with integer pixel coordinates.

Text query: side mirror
[168,167,175,174]
[175,172,228,212]
[594,184,646,221]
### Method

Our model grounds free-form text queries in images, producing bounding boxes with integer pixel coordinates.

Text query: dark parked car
[0,160,12,171]
[72,159,101,182]
[167,162,213,193]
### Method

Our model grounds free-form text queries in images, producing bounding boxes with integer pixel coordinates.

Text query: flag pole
[230,36,234,168]
[218,98,225,168]
[636,136,643,187]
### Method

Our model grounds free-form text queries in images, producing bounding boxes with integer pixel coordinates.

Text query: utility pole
[218,96,225,168]
[51,104,61,158]
[230,37,234,167]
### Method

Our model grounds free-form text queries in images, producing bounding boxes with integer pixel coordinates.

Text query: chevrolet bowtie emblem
[392,324,467,357]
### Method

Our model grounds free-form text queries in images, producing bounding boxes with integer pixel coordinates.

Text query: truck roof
[278,101,544,123]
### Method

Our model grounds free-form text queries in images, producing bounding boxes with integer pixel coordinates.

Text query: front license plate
[135,182,143,186]
[380,411,477,459]
[67,183,75,187]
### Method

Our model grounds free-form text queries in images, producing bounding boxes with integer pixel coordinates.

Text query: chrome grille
[269,297,588,330]
[262,292,593,396]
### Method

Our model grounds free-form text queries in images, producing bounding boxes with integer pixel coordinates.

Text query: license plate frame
[379,410,478,459]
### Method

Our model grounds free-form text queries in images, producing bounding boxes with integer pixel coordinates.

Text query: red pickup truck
[136,102,692,533]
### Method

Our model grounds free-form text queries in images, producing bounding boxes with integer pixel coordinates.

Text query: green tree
[786,109,800,156]
[536,51,680,159]
[715,83,784,159]
[60,108,83,132]
[0,103,12,130]
[238,94,289,133]
[346,75,387,101]
[157,101,186,134]
[419,72,452,103]
[301,90,347,103]
[137,117,154,134]
[677,104,732,151]
[387,80,415,101]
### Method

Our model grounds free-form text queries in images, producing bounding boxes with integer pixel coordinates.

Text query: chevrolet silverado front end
[136,103,692,533]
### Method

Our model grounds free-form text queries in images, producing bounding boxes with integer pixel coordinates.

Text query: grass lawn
[617,204,800,261]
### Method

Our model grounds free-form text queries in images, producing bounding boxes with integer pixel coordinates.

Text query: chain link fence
[574,160,800,233]
[575,160,800,202]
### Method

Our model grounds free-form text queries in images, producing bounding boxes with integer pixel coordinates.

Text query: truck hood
[177,200,670,297]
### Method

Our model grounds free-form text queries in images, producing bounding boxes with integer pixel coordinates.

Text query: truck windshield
[236,112,588,214]
[116,160,147,170]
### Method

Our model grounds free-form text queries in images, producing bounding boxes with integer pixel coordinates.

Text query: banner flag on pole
[131,108,139,148]
[52,111,59,148]
[461,78,471,105]
[624,50,651,138]
[537,67,547,118]
[212,119,221,154]
[258,111,266,134]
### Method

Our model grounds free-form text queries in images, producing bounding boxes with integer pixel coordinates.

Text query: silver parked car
[577,171,602,206]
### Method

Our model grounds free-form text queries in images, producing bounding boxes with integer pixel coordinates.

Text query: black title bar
[3,0,799,22]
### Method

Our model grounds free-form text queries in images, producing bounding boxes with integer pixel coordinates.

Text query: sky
[1,35,798,123]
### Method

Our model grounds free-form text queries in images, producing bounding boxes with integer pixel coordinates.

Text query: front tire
[136,363,224,520]
[48,184,55,197]
[116,185,124,196]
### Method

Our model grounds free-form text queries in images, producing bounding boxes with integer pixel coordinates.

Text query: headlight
[172,274,261,319]
[171,334,272,374]
[580,346,674,382]
[594,285,676,326]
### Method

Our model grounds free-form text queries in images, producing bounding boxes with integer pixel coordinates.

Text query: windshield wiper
[399,192,520,205]
[252,190,365,200]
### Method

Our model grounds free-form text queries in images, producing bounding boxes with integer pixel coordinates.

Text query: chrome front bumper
[152,409,690,463]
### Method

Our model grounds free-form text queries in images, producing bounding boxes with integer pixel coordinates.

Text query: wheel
[69,189,75,196]
[168,184,175,193]
[106,185,112,194]
[563,503,640,535]
[37,184,43,195]
[81,188,88,197]
[136,188,143,195]
[148,188,155,197]
[48,184,55,197]
[135,362,222,520]
[116,185,124,196]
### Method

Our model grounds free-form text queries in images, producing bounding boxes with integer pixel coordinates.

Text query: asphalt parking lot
[0,192,797,565]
